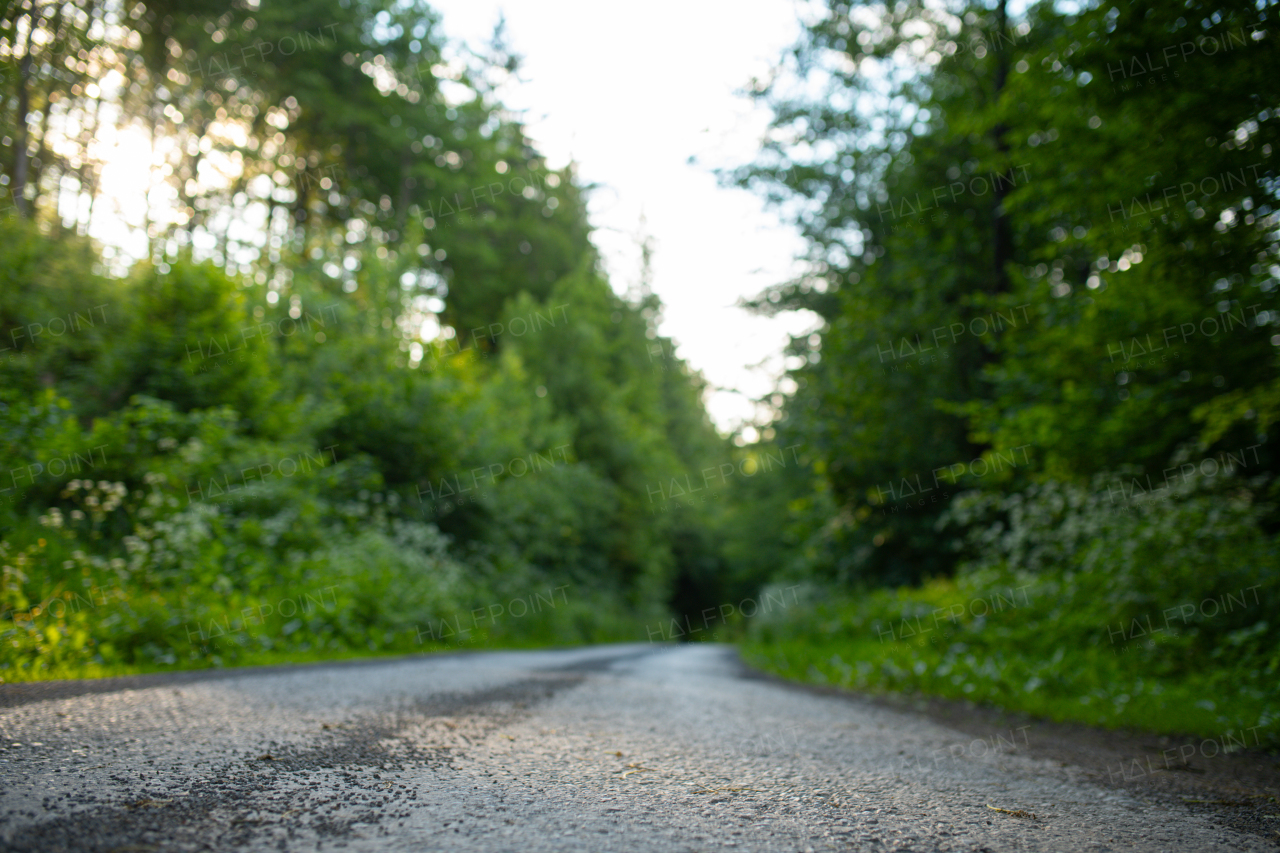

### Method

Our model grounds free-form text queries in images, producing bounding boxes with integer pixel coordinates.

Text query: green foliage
[745,475,1279,744]
[0,0,734,677]
[7,0,1275,752]
[735,0,1279,581]
[735,0,1280,739]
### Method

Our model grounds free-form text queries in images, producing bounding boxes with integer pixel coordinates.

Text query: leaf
[987,804,1039,820]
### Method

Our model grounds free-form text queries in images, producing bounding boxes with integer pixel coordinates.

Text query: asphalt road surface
[0,644,1274,852]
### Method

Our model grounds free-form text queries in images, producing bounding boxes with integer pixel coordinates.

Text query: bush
[744,472,1280,745]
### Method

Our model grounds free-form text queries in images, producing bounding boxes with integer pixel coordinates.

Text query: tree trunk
[396,149,412,234]
[80,77,107,235]
[30,0,66,226]
[990,0,1012,296]
[12,0,39,219]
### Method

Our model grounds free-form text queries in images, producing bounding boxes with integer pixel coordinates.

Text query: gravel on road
[0,643,1275,852]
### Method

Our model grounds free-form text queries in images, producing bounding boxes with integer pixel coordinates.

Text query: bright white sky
[430,0,818,433]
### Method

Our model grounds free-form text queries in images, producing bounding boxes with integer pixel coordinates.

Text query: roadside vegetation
[0,0,750,679]
[729,0,1279,745]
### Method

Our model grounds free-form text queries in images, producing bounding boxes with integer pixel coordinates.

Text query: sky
[428,0,819,433]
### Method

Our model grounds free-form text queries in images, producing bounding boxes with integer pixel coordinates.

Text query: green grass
[741,577,1279,748]
[0,632,622,684]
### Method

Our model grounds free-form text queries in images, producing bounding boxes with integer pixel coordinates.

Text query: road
[0,644,1273,852]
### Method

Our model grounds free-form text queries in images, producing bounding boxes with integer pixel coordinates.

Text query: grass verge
[741,577,1278,749]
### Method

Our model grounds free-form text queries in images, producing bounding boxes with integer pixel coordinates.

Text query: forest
[1,0,1277,747]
